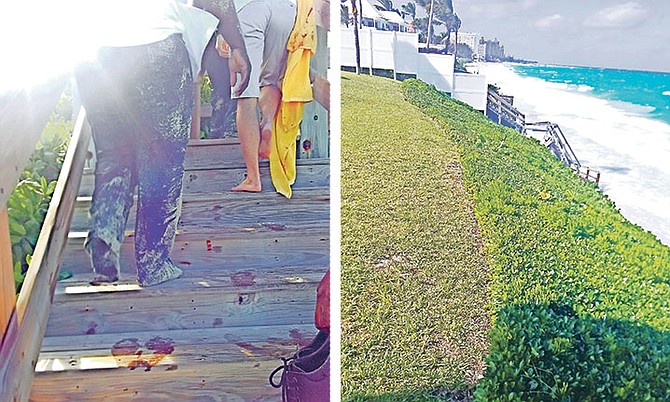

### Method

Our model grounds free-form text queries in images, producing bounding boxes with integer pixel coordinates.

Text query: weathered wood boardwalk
[29,138,330,401]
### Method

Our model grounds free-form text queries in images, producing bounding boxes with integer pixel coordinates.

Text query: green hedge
[8,116,71,292]
[475,303,670,401]
[401,79,670,400]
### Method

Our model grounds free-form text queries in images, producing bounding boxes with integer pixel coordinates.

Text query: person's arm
[193,0,250,96]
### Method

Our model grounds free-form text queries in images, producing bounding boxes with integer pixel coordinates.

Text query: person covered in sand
[75,0,250,286]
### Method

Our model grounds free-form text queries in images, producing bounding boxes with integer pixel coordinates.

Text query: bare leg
[258,84,281,159]
[232,97,262,192]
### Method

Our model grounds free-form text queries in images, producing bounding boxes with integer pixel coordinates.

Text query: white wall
[416,53,455,94]
[341,27,486,111]
[453,73,487,111]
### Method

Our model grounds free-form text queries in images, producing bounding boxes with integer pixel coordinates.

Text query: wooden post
[190,72,204,139]
[0,208,16,340]
[299,24,330,159]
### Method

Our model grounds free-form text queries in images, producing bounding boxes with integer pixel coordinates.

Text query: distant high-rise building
[448,32,480,59]
[478,37,505,62]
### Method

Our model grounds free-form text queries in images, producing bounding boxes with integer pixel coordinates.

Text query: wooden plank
[68,187,330,233]
[0,108,91,402]
[77,159,329,196]
[31,358,289,401]
[181,162,330,194]
[60,225,329,275]
[0,209,16,340]
[185,138,243,170]
[36,340,306,373]
[0,76,67,209]
[44,283,317,337]
[40,323,315,352]
[55,263,328,294]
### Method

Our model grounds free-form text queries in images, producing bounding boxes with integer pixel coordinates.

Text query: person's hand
[215,34,230,58]
[229,47,251,97]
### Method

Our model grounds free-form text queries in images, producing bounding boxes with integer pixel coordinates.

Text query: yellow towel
[269,0,317,198]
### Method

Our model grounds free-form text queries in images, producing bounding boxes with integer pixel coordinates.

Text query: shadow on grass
[344,388,474,402]
[476,302,670,401]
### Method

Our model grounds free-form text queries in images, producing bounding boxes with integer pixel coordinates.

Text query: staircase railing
[524,121,600,184]
[0,79,91,402]
[486,88,525,133]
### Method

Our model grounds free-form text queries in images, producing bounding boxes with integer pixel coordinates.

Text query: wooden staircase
[29,138,330,400]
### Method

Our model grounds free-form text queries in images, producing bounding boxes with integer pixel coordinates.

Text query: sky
[448,0,670,72]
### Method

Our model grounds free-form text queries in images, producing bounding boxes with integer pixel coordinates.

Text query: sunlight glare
[0,1,100,94]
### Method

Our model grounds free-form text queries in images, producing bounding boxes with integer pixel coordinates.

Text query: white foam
[479,62,670,246]
[663,90,670,97]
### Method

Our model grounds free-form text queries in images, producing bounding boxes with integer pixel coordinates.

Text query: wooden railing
[486,89,525,133]
[0,79,91,402]
[524,121,600,185]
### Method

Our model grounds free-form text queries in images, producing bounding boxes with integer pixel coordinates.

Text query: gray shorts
[232,0,297,98]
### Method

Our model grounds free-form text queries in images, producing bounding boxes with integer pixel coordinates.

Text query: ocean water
[478,62,670,246]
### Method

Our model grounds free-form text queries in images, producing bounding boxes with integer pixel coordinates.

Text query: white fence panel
[417,53,455,93]
[453,72,487,111]
[370,30,395,70]
[341,28,357,68]
[394,32,418,74]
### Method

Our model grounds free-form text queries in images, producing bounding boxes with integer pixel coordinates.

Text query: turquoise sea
[481,63,670,246]
[512,64,670,125]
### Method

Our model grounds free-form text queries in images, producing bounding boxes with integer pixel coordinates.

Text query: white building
[449,32,480,56]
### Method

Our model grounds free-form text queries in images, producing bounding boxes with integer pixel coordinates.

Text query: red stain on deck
[112,338,142,357]
[289,328,311,347]
[146,336,175,355]
[231,271,256,287]
[213,318,223,327]
[112,337,175,372]
[179,261,192,265]
[85,323,97,335]
[206,240,212,251]
[263,223,286,231]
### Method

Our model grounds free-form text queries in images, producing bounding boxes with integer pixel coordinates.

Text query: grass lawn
[341,72,491,400]
[342,72,670,401]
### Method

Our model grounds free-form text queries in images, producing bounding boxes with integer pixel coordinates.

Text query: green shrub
[474,303,670,401]
[8,115,71,292]
[401,78,670,399]
[201,74,213,105]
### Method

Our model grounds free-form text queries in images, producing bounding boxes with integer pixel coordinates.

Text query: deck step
[32,323,316,401]
[44,283,317,338]
[69,187,330,233]
[60,227,329,276]
[45,263,324,337]
[78,159,330,196]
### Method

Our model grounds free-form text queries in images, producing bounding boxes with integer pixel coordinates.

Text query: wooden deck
[29,139,330,400]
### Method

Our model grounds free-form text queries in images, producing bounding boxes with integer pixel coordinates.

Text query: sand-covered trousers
[74,34,193,285]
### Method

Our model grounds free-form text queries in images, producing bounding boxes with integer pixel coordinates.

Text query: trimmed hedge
[401,79,670,400]
[475,303,670,401]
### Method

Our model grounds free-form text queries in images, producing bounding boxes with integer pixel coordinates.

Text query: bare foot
[258,123,272,159]
[232,178,261,192]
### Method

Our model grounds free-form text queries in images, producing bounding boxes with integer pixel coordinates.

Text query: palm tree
[341,3,350,27]
[416,0,452,48]
[376,0,395,12]
[440,12,461,54]
[350,0,361,73]
[401,1,416,20]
